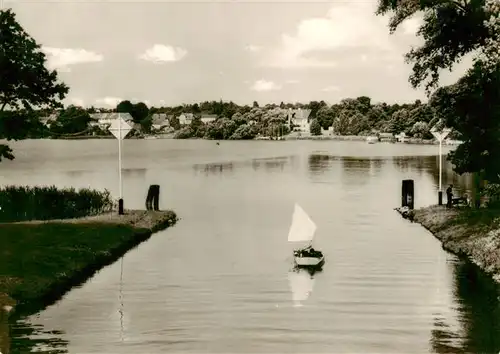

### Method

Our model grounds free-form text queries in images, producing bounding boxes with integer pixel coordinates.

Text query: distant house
[286,108,312,132]
[201,114,217,124]
[89,113,134,130]
[178,113,194,125]
[39,113,58,128]
[395,132,406,143]
[151,113,170,131]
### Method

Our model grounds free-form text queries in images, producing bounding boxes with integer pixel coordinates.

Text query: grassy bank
[0,210,178,317]
[412,205,500,284]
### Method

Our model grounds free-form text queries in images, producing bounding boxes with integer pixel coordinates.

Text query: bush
[310,119,321,136]
[482,183,500,208]
[0,185,114,222]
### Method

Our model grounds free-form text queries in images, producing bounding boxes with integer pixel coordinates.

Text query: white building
[151,113,170,131]
[286,108,312,132]
[89,113,134,130]
[178,113,194,125]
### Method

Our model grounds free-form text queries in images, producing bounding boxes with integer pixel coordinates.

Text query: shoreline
[0,209,178,319]
[15,135,462,145]
[398,205,500,285]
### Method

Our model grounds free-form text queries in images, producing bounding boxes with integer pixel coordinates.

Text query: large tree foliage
[430,61,500,180]
[377,0,500,182]
[0,9,68,161]
[376,0,495,92]
[116,100,149,123]
[50,105,91,135]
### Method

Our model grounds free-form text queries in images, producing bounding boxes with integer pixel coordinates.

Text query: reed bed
[0,186,113,223]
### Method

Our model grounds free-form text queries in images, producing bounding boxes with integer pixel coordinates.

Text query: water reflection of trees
[430,260,500,353]
[307,154,339,174]
[193,162,234,176]
[9,321,69,353]
[251,156,295,172]
[453,261,500,353]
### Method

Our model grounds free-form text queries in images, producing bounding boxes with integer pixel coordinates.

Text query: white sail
[288,270,315,307]
[287,203,317,243]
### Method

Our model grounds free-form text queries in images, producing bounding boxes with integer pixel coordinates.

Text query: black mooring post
[146,184,160,211]
[438,191,443,206]
[402,179,415,210]
[118,198,124,215]
[153,185,160,211]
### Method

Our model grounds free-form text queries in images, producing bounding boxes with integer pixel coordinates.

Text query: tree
[0,9,69,161]
[132,102,149,123]
[50,105,91,135]
[310,119,322,135]
[333,110,351,135]
[116,100,134,114]
[430,61,500,181]
[316,106,335,129]
[376,0,495,92]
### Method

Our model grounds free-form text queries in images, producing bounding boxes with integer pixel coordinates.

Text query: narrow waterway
[1,139,499,353]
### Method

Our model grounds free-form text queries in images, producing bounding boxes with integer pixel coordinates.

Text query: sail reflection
[288,268,315,308]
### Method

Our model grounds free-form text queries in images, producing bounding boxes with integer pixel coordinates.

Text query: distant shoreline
[17,134,463,146]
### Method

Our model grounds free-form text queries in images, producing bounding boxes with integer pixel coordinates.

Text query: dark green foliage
[376,0,492,93]
[115,100,149,123]
[50,105,91,135]
[0,186,113,222]
[310,119,322,135]
[0,9,68,161]
[230,124,257,140]
[430,62,500,180]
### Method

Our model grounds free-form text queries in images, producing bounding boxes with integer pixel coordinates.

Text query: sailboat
[288,203,325,269]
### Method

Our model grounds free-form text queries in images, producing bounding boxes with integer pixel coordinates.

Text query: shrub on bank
[0,186,114,222]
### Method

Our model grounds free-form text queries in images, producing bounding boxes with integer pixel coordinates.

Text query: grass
[412,205,500,284]
[0,222,151,316]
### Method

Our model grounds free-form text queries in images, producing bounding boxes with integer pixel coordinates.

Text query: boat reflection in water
[288,267,320,308]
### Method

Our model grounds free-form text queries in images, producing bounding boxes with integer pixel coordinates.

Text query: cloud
[286,79,300,84]
[321,85,341,92]
[250,80,282,92]
[42,47,103,72]
[69,97,85,107]
[263,2,398,68]
[245,44,262,53]
[401,17,423,35]
[139,44,187,63]
[96,97,122,107]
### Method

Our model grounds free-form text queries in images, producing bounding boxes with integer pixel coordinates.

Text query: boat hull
[294,256,325,268]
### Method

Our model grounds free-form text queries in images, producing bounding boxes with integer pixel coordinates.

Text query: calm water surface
[1,139,499,354]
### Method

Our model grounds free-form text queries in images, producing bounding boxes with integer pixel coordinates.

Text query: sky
[7,0,475,108]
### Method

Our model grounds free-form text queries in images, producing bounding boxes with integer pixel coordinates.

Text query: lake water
[1,139,499,354]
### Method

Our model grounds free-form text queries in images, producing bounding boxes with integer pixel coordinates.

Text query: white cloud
[321,85,341,92]
[263,2,398,68]
[69,97,85,107]
[245,44,262,53]
[401,16,423,35]
[139,44,187,63]
[250,79,282,92]
[42,47,103,72]
[286,79,300,84]
[96,97,122,107]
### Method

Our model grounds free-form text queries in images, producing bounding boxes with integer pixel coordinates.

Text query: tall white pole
[439,138,442,193]
[118,116,123,199]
